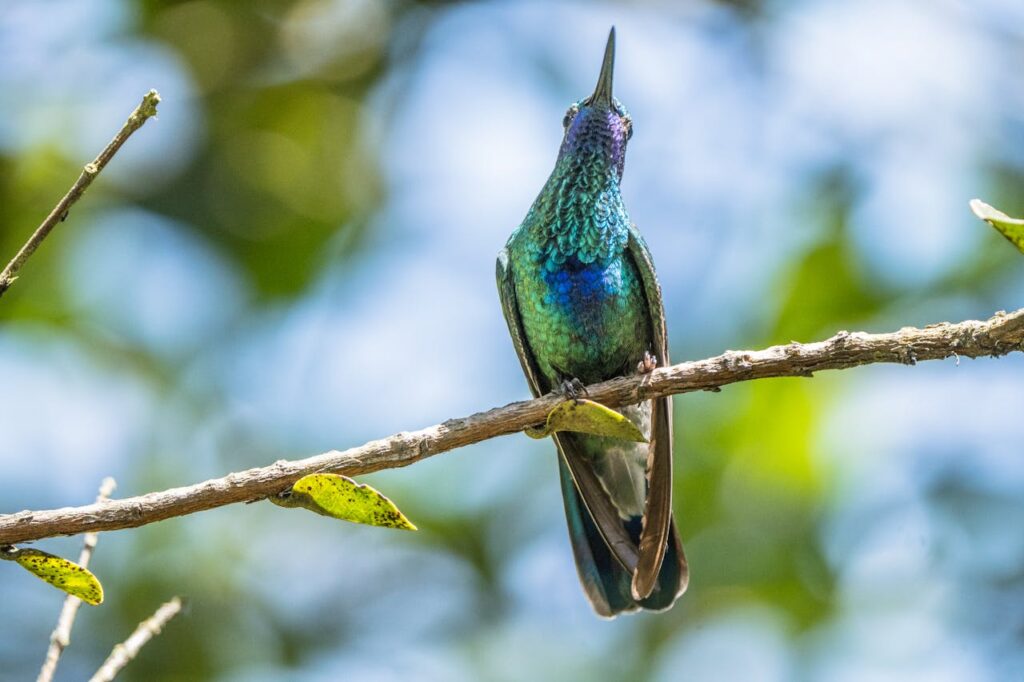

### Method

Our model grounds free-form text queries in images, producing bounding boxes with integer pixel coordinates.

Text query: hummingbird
[496,28,687,616]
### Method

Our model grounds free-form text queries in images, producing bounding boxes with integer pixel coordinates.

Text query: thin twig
[35,477,117,682]
[88,597,183,682]
[0,90,161,299]
[1,308,1022,546]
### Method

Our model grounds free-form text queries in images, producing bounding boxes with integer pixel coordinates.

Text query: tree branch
[36,478,118,682]
[0,90,161,299]
[1,308,1022,545]
[88,597,183,682]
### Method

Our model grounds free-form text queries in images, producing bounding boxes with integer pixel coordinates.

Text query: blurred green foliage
[2,1,1024,681]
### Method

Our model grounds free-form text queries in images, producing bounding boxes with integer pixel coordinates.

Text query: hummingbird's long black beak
[589,28,615,107]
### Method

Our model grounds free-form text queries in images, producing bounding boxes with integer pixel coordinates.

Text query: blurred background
[2,0,1023,680]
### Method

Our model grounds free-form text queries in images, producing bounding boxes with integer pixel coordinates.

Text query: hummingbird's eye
[562,105,579,130]
[624,117,633,140]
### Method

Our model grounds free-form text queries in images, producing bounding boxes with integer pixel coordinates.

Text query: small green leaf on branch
[269,474,417,530]
[0,545,103,605]
[525,398,647,442]
[971,198,1024,254]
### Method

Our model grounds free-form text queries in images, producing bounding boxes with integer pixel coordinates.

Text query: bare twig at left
[0,90,160,299]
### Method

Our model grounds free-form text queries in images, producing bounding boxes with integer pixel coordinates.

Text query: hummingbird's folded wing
[625,226,689,601]
[496,248,640,583]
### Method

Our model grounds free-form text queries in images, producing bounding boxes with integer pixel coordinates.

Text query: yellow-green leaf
[269,474,417,530]
[971,198,1024,253]
[525,399,647,442]
[2,547,103,605]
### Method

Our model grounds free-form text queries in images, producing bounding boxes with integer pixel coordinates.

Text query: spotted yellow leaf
[1,546,103,605]
[525,398,647,442]
[270,474,417,530]
[971,198,1024,254]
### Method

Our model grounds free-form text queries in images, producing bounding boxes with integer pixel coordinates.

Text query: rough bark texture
[1,308,1021,546]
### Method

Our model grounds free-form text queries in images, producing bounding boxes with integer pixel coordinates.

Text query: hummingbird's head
[558,28,632,180]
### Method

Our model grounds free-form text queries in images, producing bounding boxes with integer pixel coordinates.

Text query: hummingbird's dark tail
[558,455,686,617]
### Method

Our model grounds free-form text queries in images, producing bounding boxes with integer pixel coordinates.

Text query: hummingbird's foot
[637,351,658,375]
[559,377,588,402]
